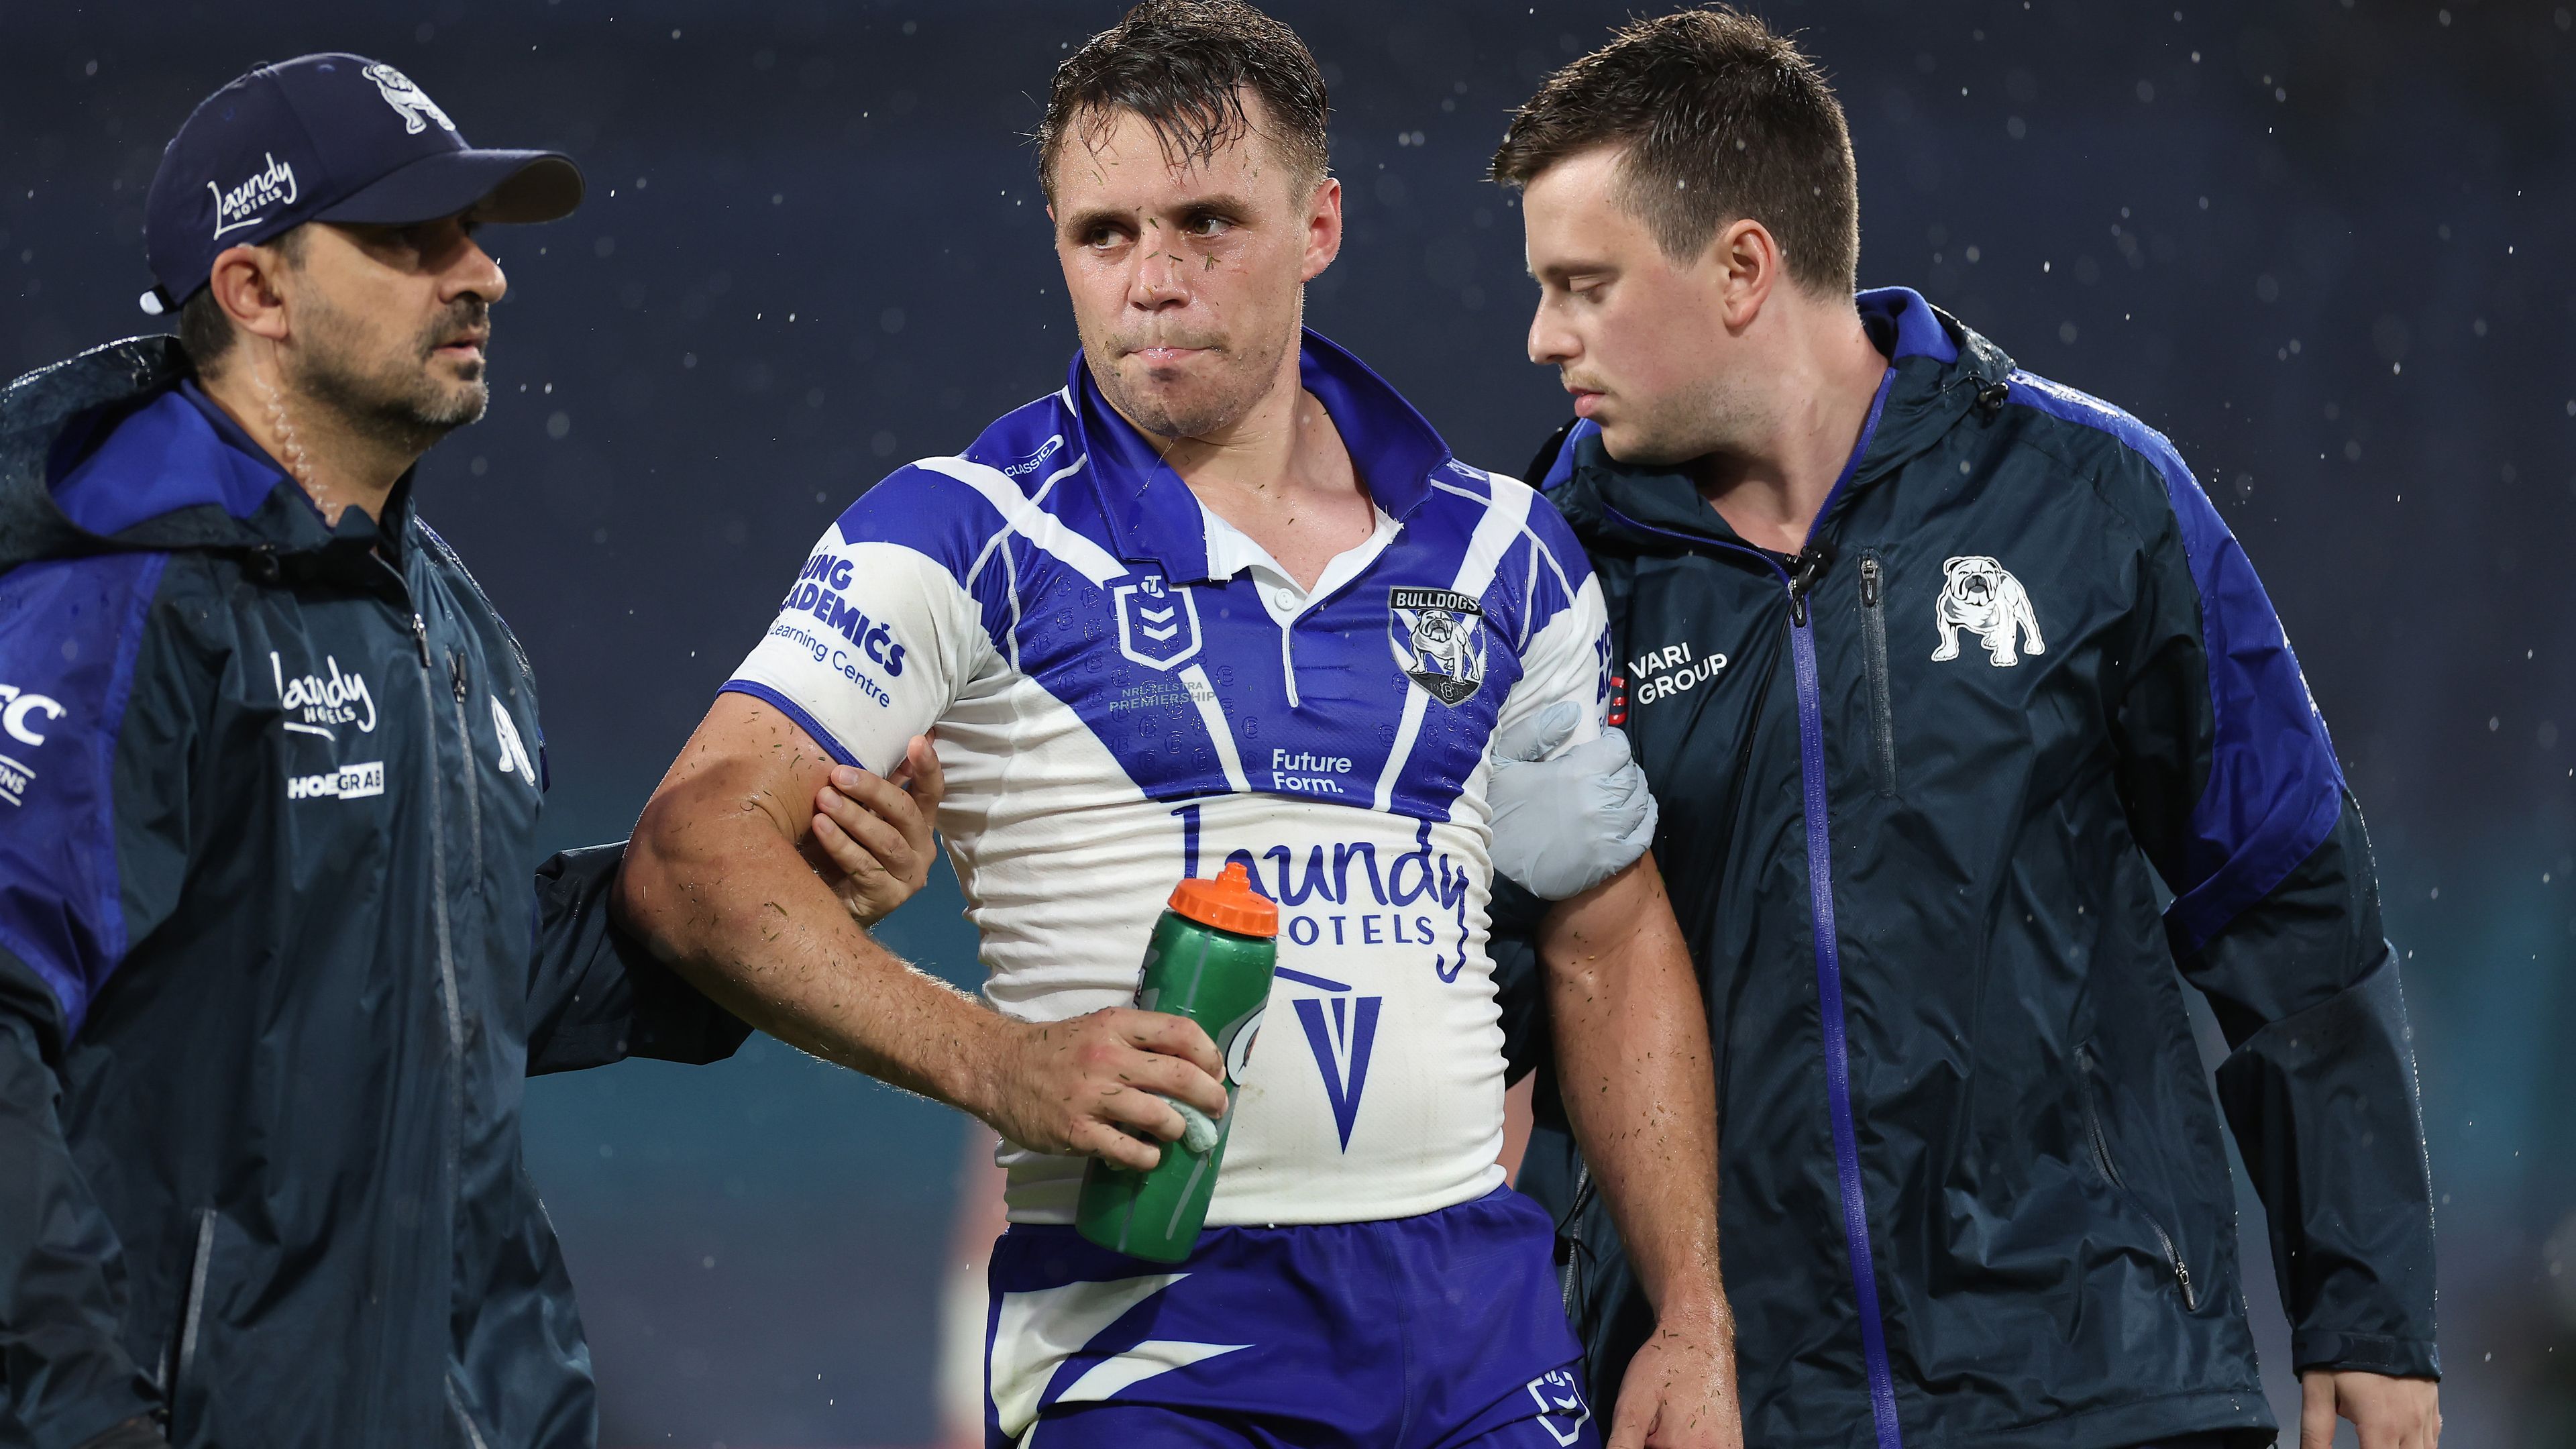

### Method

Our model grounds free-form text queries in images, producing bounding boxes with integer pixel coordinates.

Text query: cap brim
[315,149,584,228]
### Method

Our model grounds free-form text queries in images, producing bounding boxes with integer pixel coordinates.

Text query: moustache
[419,301,492,360]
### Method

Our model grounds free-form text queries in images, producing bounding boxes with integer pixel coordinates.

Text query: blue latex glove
[1487,700,1659,900]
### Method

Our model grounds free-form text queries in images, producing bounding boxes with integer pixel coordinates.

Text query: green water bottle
[1074,860,1279,1263]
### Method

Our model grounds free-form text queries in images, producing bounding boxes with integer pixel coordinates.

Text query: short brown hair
[1036,0,1330,201]
[1491,6,1858,296]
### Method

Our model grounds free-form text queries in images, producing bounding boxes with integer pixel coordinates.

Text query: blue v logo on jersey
[1114,572,1203,672]
[1389,588,1487,706]
[1293,994,1383,1150]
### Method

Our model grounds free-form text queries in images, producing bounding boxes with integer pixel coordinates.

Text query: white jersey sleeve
[1489,478,1613,758]
[721,466,1001,773]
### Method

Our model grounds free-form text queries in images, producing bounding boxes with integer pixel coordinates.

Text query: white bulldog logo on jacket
[1931,555,2045,667]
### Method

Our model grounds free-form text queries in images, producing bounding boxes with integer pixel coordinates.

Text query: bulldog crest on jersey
[1113,572,1203,672]
[1388,588,1487,706]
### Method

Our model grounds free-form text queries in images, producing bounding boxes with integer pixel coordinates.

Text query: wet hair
[1490,5,1859,296]
[1036,0,1330,200]
[176,223,309,378]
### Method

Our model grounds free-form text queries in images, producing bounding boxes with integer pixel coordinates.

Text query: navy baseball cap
[140,53,582,313]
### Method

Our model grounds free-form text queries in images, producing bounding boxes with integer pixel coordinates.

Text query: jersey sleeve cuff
[715,680,865,771]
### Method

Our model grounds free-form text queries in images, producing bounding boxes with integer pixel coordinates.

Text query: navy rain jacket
[0,339,747,1448]
[1497,290,2436,1448]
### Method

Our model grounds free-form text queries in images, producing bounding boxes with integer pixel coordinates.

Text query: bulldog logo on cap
[364,64,455,135]
[141,52,583,314]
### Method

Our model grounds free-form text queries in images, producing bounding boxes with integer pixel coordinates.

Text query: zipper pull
[1786,545,1831,627]
[447,650,468,705]
[1860,555,1880,608]
[411,613,431,669]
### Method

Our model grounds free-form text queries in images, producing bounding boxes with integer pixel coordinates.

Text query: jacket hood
[0,335,405,577]
[1545,287,2017,555]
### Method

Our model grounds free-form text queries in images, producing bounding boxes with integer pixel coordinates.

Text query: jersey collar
[1065,327,1454,585]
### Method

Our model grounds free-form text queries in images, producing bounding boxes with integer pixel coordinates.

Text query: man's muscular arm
[614,692,1226,1169]
[1542,853,1739,1449]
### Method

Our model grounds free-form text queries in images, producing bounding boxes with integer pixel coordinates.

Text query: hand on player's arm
[1489,700,1658,900]
[614,692,1227,1170]
[2302,1368,2440,1449]
[805,733,945,924]
[1540,854,1740,1449]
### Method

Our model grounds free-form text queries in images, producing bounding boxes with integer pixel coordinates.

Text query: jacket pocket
[1859,551,1897,797]
[2076,1043,2199,1309]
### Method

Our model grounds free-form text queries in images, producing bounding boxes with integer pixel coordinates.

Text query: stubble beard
[1603,366,1770,471]
[1083,317,1294,444]
[290,292,490,458]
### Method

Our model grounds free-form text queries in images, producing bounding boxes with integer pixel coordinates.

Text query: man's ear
[1299,174,1344,283]
[1710,217,1780,332]
[205,241,293,345]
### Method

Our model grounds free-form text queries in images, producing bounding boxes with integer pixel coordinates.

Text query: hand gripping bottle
[1074,861,1278,1263]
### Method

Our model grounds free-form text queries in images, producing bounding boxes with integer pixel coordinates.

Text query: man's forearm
[618,767,1002,1112]
[1539,853,1727,1323]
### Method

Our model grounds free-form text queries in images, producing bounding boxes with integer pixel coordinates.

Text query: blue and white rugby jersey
[723,332,1609,1226]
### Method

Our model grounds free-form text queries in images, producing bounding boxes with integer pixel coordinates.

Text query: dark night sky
[6,2,2573,1443]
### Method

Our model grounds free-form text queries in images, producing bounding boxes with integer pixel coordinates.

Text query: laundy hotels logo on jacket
[722,333,1610,1227]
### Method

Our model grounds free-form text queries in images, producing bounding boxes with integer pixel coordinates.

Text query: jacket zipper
[395,571,473,1369]
[1782,547,1907,1449]
[2076,1044,2199,1309]
[447,1378,495,1449]
[398,601,467,1067]
[170,1207,215,1408]
[1558,1161,1595,1320]
[445,645,486,982]
[445,641,485,894]
[1858,554,1896,798]
[1603,506,1907,1449]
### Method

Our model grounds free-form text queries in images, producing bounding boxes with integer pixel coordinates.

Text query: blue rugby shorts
[985,1186,1599,1448]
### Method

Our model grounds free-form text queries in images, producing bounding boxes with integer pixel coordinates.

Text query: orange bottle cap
[1167,861,1279,938]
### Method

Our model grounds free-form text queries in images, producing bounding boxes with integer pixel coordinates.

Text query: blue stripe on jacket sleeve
[2006,373,2347,955]
[0,552,169,1038]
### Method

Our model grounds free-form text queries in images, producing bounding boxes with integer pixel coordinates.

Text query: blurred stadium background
[6,1,2573,1444]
